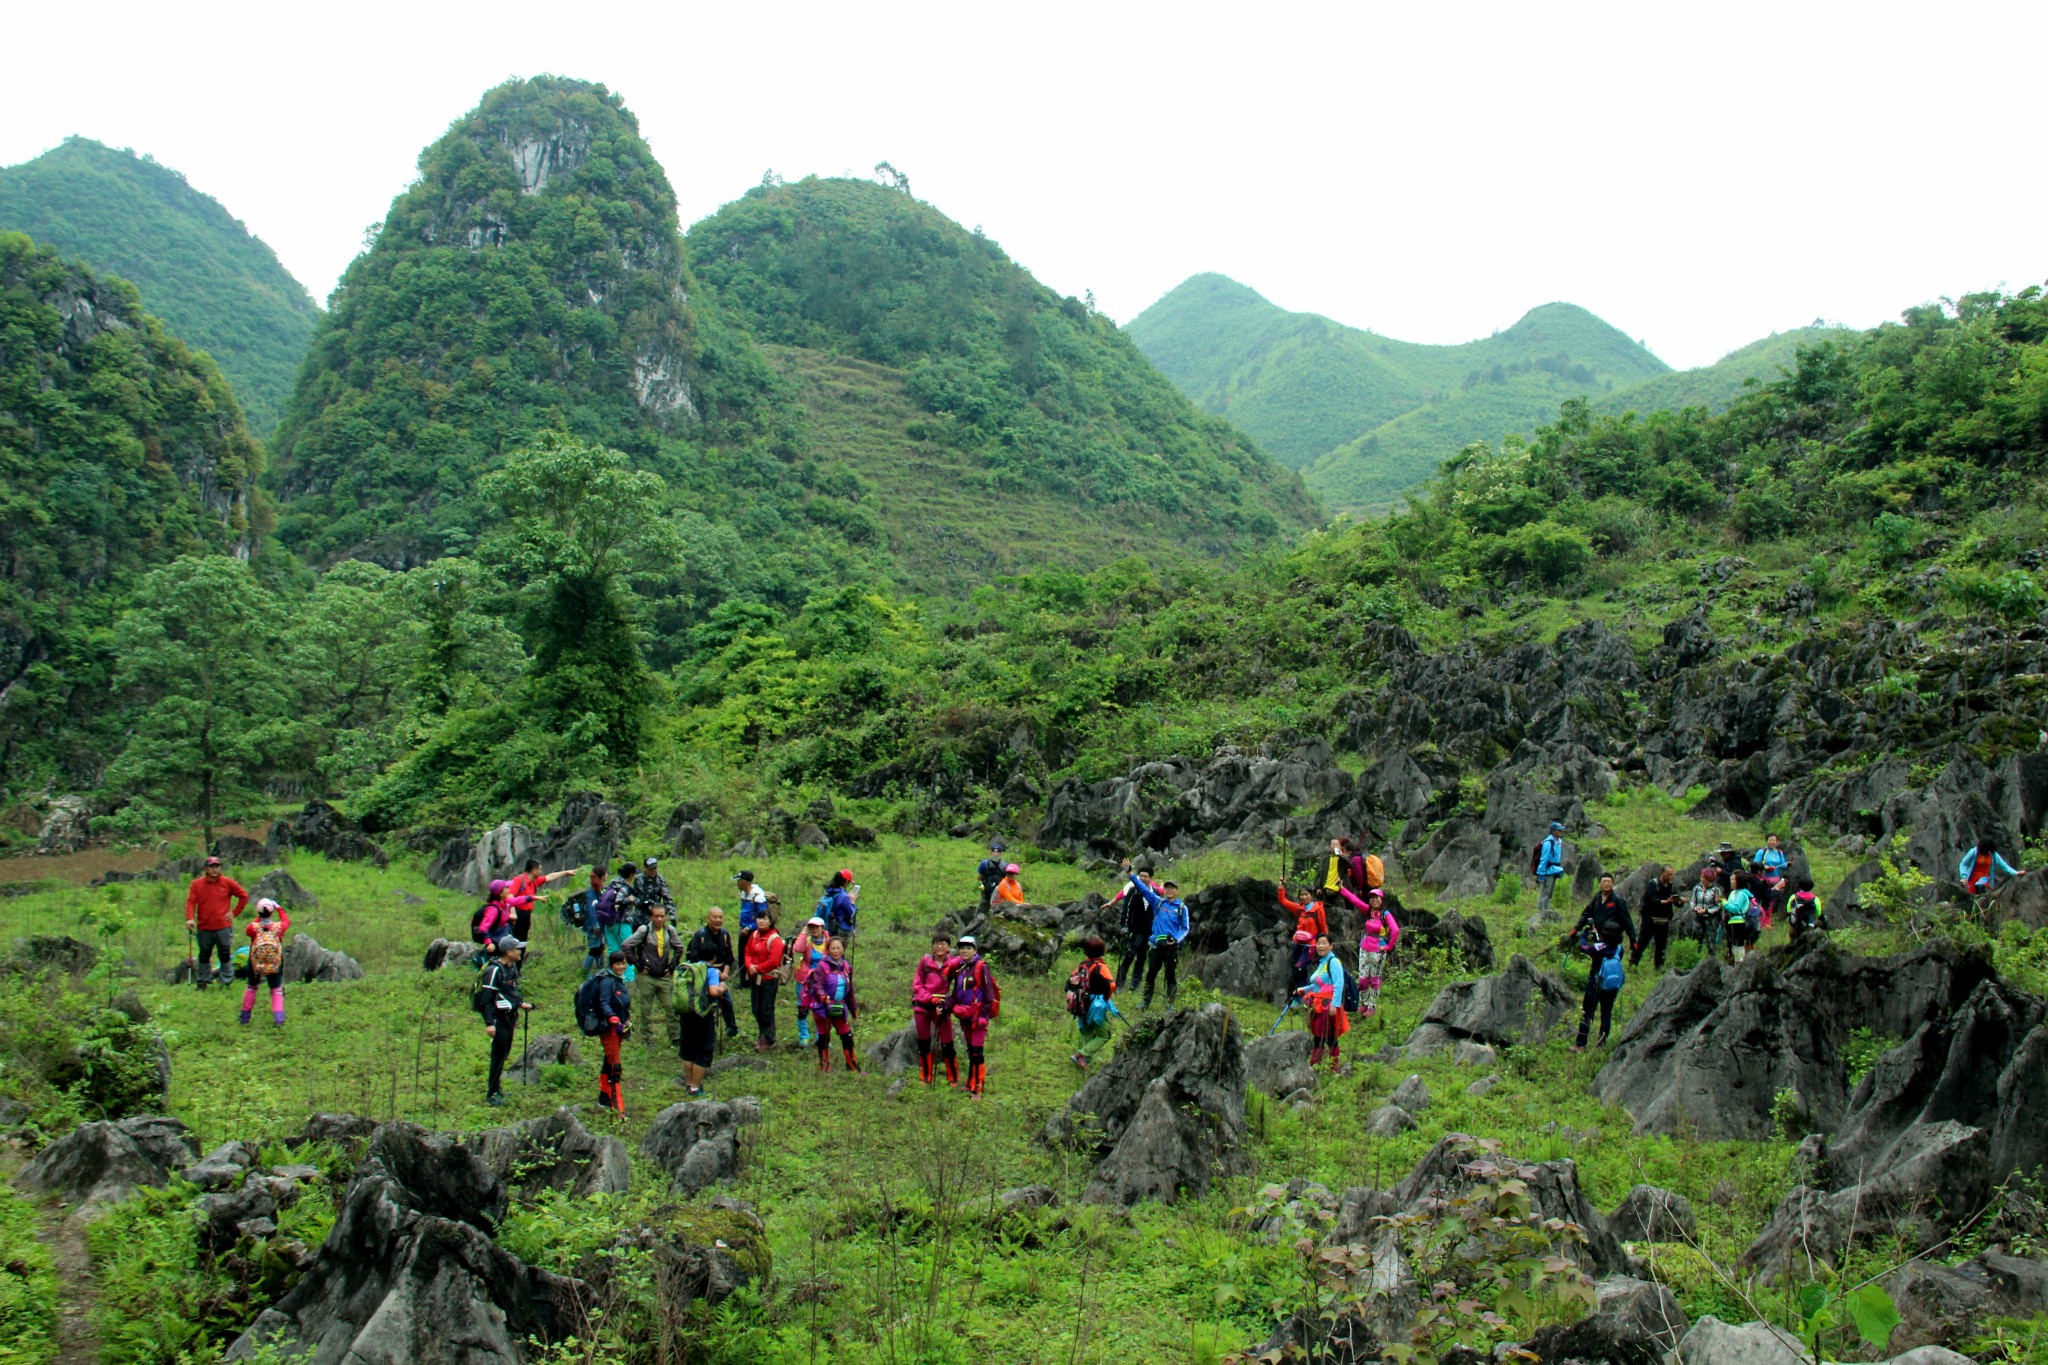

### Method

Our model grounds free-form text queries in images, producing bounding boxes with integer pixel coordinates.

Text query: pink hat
[1292,929,1314,944]
[1005,863,1020,875]
[488,879,510,895]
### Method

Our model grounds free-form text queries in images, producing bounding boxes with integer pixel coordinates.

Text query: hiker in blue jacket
[1960,839,2022,896]
[816,870,859,948]
[1126,867,1189,1009]
[1535,822,1567,915]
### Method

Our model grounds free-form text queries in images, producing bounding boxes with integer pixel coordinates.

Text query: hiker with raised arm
[1124,863,1189,1009]
[240,898,290,1027]
[1337,884,1400,1018]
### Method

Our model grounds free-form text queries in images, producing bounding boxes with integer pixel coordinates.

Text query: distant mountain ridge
[1128,274,1669,511]
[1129,274,1843,514]
[0,137,318,435]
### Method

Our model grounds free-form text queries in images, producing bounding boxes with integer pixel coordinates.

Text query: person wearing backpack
[575,949,632,1113]
[623,904,685,1049]
[801,936,861,1073]
[477,936,531,1107]
[1359,842,1386,893]
[1788,878,1824,940]
[1125,869,1189,1010]
[687,906,741,1042]
[1534,822,1567,916]
[733,869,769,963]
[742,910,786,1050]
[472,880,533,954]
[976,845,1007,913]
[671,954,725,1096]
[1338,885,1401,1018]
[817,870,858,948]
[1749,836,1789,931]
[1568,874,1635,1051]
[910,933,960,1085]
[1723,873,1760,964]
[789,916,827,1046]
[240,898,291,1026]
[1298,933,1350,1068]
[1318,839,1347,900]
[1067,936,1117,1070]
[947,935,1001,1096]
[1632,866,1680,970]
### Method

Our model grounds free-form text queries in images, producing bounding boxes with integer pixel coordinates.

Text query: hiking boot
[238,1010,251,1025]
[487,1092,507,1106]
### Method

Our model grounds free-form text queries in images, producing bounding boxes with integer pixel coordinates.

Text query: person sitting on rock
[1960,838,2022,896]
[993,862,1027,905]
[1632,866,1680,970]
[1568,874,1635,1052]
[1299,933,1349,1068]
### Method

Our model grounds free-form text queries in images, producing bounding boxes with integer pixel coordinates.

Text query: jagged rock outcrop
[1040,735,1347,862]
[469,1107,629,1200]
[1402,954,1575,1057]
[421,937,472,972]
[250,868,317,909]
[228,1123,584,1364]
[1885,1250,2048,1353]
[1243,1032,1316,1099]
[509,1033,580,1084]
[15,1114,199,1218]
[281,934,364,983]
[1591,941,1998,1140]
[642,1097,762,1195]
[1524,1275,1687,1365]
[426,820,534,897]
[929,906,1059,977]
[1043,1004,1248,1205]
[536,792,630,876]
[35,795,89,853]
[1607,1183,1697,1243]
[265,799,387,866]
[865,1027,922,1077]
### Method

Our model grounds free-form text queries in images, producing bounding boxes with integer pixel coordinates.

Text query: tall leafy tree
[104,555,284,848]
[480,434,679,762]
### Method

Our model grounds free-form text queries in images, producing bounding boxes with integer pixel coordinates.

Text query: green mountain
[1127,273,1669,512]
[0,138,318,435]
[1598,325,1846,417]
[685,178,1316,554]
[0,231,266,786]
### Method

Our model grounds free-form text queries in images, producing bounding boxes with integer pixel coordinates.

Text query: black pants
[751,981,779,1043]
[194,927,234,984]
[1576,973,1617,1047]
[1632,918,1670,969]
[1143,941,1178,1006]
[487,1021,518,1095]
[1118,931,1149,990]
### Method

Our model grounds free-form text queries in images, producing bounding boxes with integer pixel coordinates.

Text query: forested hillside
[687,177,1315,550]
[0,138,317,434]
[0,232,267,792]
[1126,273,1670,512]
[1597,324,1845,417]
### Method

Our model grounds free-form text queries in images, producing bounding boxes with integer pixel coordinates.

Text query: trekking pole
[1266,996,1298,1037]
[520,1007,529,1084]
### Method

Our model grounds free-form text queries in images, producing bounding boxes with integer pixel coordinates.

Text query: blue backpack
[1598,955,1625,992]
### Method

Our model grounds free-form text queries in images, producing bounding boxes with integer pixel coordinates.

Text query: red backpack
[950,958,1001,1021]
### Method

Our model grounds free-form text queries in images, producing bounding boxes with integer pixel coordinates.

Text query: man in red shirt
[186,855,249,988]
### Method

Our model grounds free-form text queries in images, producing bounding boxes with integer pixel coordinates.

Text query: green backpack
[672,960,710,1017]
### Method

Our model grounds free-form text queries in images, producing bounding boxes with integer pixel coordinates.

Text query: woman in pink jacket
[910,933,960,1086]
[1338,885,1401,1018]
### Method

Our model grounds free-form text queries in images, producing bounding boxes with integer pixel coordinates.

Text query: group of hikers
[185,813,2029,1114]
[471,860,866,1110]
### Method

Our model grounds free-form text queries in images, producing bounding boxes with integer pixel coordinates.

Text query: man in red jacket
[185,855,249,988]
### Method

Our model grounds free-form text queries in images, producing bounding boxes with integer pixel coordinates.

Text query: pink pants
[912,1004,954,1044]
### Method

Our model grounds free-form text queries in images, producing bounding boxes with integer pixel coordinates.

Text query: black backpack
[978,857,1003,889]
[469,904,494,944]
[574,976,607,1036]
[561,891,590,930]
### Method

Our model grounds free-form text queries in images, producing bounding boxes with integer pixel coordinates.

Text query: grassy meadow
[0,784,1937,1364]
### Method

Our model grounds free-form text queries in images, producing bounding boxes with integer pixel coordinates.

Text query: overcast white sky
[5,0,2042,370]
